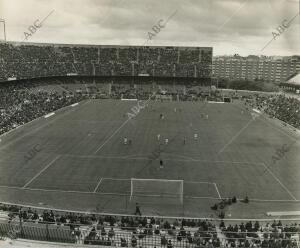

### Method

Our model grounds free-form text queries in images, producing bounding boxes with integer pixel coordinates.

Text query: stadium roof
[2,41,212,50]
[285,73,300,86]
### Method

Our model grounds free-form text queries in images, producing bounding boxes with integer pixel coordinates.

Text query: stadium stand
[242,93,300,129]
[0,43,212,81]
[0,79,87,136]
[0,204,299,247]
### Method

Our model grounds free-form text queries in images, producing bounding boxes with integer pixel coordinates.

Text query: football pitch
[0,99,299,218]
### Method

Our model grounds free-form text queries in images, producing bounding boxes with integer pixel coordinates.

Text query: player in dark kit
[135,203,141,216]
[160,159,164,169]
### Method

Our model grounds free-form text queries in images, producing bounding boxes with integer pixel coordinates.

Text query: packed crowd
[0,81,87,136]
[0,43,212,80]
[243,94,300,128]
[220,220,299,247]
[0,204,299,247]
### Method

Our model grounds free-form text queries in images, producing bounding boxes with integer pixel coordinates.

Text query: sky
[0,0,299,56]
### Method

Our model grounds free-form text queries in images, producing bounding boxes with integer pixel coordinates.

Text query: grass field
[0,99,299,218]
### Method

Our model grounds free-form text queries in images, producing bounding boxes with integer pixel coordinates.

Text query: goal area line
[131,178,183,182]
[130,178,184,203]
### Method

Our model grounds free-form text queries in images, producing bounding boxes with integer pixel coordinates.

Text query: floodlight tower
[0,18,6,42]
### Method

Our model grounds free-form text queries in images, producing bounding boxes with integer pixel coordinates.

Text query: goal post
[130,178,184,203]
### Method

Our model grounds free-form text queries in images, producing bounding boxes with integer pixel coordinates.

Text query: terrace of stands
[0,43,212,81]
[0,204,299,247]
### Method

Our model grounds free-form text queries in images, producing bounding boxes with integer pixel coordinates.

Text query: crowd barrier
[0,221,75,243]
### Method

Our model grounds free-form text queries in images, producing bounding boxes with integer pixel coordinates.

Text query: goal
[130,178,184,203]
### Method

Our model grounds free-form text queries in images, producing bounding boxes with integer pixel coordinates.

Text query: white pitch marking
[1,150,265,166]
[185,196,222,200]
[94,118,131,154]
[0,185,128,196]
[213,183,222,199]
[162,152,260,165]
[93,178,103,193]
[26,187,95,195]
[261,163,297,201]
[22,156,61,188]
[0,184,300,203]
[185,181,215,185]
[25,187,128,196]
[102,177,131,181]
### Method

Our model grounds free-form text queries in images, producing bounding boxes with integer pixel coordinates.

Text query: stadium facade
[0,42,212,83]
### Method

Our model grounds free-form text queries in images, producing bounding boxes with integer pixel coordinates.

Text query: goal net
[130,178,184,203]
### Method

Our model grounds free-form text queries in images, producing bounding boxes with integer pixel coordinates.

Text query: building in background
[213,55,300,83]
